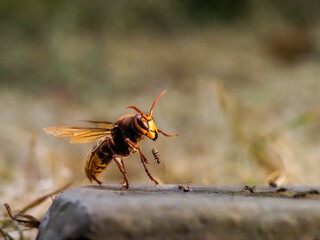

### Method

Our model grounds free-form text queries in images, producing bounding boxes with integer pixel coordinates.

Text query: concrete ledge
[37,184,320,240]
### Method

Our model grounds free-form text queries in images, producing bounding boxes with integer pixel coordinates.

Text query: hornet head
[127,90,167,141]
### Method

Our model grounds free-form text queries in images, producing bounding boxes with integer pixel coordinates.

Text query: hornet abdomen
[84,116,145,183]
[84,138,114,183]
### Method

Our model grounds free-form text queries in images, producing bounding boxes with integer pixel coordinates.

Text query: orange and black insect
[43,90,177,189]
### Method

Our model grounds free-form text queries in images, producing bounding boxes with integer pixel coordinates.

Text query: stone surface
[37,184,320,240]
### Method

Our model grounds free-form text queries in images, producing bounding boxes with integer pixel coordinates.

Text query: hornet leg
[125,138,159,185]
[120,158,127,185]
[113,156,129,190]
[92,175,103,185]
[121,158,126,174]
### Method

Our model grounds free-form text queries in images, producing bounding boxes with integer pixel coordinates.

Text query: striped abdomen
[84,138,114,183]
[84,115,145,183]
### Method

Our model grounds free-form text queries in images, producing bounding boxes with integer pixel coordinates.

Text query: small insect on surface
[152,146,160,164]
[178,182,192,192]
[43,90,177,189]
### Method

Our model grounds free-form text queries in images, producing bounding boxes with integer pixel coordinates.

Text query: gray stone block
[37,184,320,240]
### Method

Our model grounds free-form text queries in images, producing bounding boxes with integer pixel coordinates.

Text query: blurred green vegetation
[1,0,251,97]
[1,0,320,99]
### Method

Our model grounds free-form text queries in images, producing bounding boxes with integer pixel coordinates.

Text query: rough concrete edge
[36,185,320,240]
[36,192,92,240]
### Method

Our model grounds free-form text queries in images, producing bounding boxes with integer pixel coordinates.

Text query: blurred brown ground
[1,1,320,239]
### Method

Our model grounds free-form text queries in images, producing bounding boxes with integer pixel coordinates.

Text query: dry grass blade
[286,110,320,130]
[1,177,79,239]
[213,81,290,185]
[212,81,248,144]
[24,134,39,191]
[4,204,40,229]
[18,177,76,215]
[213,81,279,165]
[0,228,15,240]
[2,177,78,234]
[266,110,320,137]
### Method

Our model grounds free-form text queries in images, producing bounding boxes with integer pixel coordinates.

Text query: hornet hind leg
[113,155,129,190]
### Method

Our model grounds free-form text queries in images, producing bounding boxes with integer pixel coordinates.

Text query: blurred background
[1,0,320,238]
